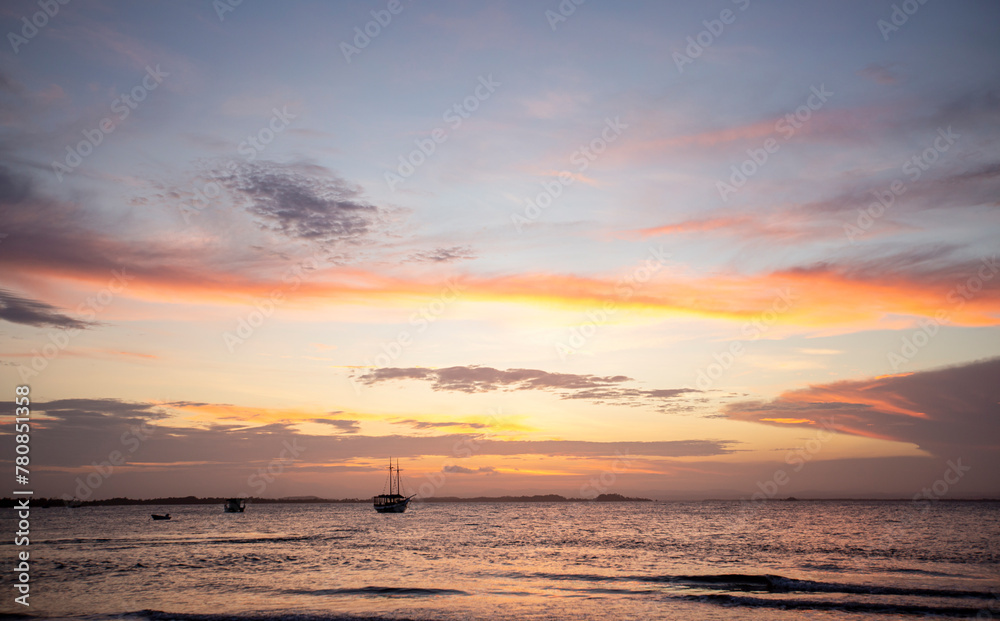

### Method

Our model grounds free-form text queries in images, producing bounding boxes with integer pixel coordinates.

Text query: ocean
[2,500,998,620]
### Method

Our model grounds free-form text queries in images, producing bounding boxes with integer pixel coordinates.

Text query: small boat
[224,498,246,513]
[151,513,171,520]
[373,458,414,513]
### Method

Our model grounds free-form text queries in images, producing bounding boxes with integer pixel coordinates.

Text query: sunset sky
[1,0,998,501]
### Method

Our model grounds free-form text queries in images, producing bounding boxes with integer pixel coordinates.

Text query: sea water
[2,500,998,620]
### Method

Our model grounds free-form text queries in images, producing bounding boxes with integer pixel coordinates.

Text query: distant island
[0,493,652,508]
[427,493,652,503]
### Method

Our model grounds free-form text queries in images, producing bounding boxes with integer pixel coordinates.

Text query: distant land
[1,493,652,508]
[2,495,996,508]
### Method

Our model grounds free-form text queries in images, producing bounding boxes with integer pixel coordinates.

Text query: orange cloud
[631,215,754,238]
[6,238,999,333]
[760,418,813,424]
[608,105,892,167]
[664,119,779,148]
[159,402,363,427]
[624,209,843,244]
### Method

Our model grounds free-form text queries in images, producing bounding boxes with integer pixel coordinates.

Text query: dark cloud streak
[358,365,702,408]
[0,288,95,329]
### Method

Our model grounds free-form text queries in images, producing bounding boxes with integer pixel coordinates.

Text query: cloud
[212,160,389,243]
[311,418,360,434]
[13,397,998,498]
[0,165,209,288]
[442,465,497,475]
[13,398,736,482]
[2,156,997,335]
[405,246,476,263]
[631,157,1000,244]
[394,419,490,430]
[797,162,1000,221]
[561,387,703,408]
[363,366,636,393]
[723,357,1000,459]
[858,63,900,85]
[632,215,754,238]
[0,289,95,329]
[359,365,629,393]
[0,163,383,302]
[0,164,32,203]
[358,365,702,409]
[300,247,995,332]
[38,398,169,423]
[928,88,1000,132]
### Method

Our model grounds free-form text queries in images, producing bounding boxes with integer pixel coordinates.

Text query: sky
[0,0,998,501]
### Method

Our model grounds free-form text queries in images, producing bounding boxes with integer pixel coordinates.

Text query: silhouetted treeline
[0,492,652,508]
[420,494,652,502]
[0,496,363,508]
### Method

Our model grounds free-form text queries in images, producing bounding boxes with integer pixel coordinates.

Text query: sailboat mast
[396,458,401,496]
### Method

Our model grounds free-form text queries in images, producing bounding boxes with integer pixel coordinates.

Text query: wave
[517,571,996,600]
[677,593,992,617]
[115,612,415,621]
[671,573,996,599]
[797,561,846,572]
[40,534,329,547]
[286,586,470,597]
[881,566,968,578]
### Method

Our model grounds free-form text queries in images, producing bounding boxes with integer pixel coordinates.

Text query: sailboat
[373,458,414,513]
[224,498,246,513]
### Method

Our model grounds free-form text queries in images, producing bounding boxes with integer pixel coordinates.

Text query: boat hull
[373,495,412,513]
[224,498,246,513]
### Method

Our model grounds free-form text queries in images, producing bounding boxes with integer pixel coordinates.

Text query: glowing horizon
[1,0,998,501]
